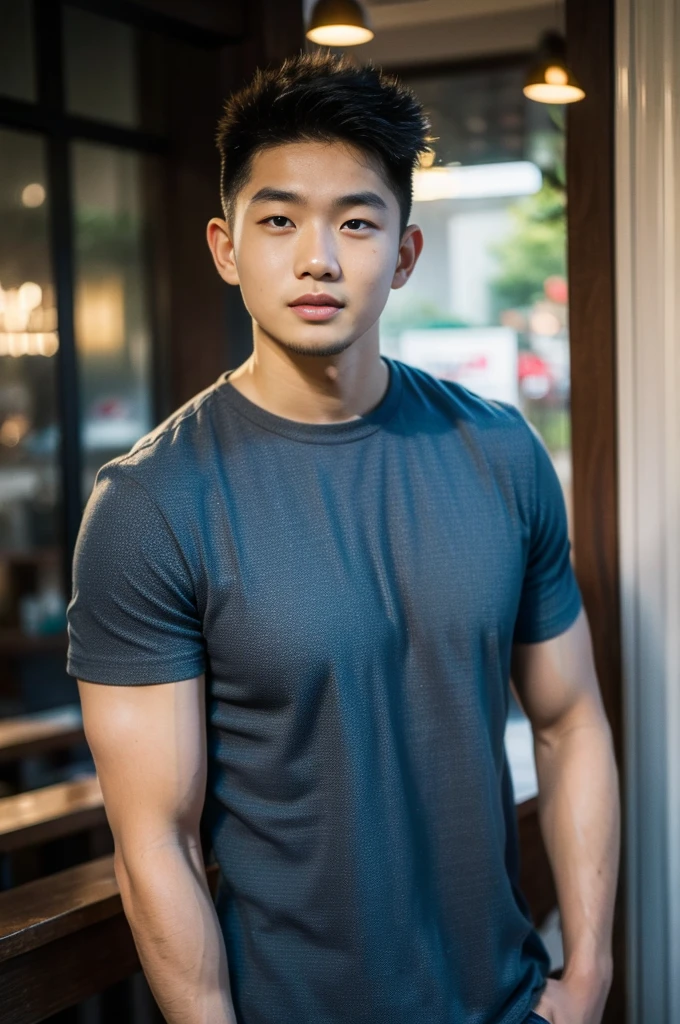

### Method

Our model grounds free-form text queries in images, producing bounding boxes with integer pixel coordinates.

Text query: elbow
[112,828,204,904]
[113,840,177,931]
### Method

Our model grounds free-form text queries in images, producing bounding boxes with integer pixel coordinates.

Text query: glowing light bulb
[545,66,568,86]
[18,282,43,312]
[22,183,46,208]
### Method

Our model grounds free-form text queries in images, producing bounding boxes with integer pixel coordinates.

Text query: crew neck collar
[215,356,403,445]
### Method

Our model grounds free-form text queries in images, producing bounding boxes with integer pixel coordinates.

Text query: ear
[206,217,240,286]
[391,224,424,291]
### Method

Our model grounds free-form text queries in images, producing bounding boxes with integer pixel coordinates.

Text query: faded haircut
[215,48,434,239]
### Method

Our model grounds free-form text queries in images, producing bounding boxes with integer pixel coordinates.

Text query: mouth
[288,293,345,321]
[289,303,344,321]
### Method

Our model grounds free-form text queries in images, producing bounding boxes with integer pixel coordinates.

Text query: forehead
[241,139,396,211]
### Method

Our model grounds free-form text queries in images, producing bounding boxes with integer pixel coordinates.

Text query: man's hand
[533,967,612,1024]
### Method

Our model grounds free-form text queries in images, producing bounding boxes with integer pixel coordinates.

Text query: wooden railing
[0,707,85,764]
[0,796,555,1024]
[0,776,105,855]
[0,854,219,1024]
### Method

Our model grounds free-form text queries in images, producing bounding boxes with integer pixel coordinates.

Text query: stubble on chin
[273,334,356,359]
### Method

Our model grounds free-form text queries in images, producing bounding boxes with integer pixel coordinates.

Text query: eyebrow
[247,187,389,214]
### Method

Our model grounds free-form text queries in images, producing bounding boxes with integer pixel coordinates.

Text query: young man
[67,49,619,1024]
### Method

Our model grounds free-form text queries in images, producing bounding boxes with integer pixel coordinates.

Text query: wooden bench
[0,707,85,764]
[0,854,220,1024]
[0,776,106,854]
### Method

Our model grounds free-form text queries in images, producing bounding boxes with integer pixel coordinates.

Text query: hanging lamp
[306,0,374,46]
[523,31,585,104]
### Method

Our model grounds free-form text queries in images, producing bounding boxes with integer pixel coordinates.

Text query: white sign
[399,327,519,405]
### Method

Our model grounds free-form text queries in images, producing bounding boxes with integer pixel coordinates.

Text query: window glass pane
[63,6,170,132]
[0,127,66,658]
[411,65,528,167]
[0,0,36,102]
[383,67,572,804]
[72,142,156,499]
[64,6,139,128]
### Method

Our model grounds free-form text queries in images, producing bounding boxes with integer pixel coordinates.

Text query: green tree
[488,175,566,315]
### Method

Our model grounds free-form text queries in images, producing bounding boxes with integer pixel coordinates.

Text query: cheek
[355,248,398,300]
[238,246,286,300]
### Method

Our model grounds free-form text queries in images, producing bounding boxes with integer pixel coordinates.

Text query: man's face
[208,139,423,358]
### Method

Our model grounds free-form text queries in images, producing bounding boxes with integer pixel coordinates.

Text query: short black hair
[216,48,434,240]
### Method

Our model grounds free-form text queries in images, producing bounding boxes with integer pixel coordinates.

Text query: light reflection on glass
[72,142,155,500]
[0,127,66,652]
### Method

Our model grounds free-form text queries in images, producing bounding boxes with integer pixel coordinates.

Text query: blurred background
[0,0,661,1022]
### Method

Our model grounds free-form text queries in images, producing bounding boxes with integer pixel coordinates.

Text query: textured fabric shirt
[66,356,583,1024]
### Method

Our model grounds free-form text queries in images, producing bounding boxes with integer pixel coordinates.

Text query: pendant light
[306,0,374,46]
[523,31,585,104]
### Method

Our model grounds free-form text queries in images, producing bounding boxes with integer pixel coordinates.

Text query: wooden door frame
[566,0,625,1019]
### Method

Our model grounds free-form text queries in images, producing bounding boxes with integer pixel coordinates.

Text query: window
[0,2,171,708]
[0,0,36,102]
[0,127,62,666]
[64,6,140,128]
[72,142,157,499]
[384,60,572,803]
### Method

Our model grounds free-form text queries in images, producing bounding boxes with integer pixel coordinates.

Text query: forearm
[115,837,237,1024]
[533,710,620,988]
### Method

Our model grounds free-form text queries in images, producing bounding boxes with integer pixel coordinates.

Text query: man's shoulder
[395,357,532,449]
[91,376,225,504]
[124,376,223,466]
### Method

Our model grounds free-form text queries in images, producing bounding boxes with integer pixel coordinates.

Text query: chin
[274,334,357,359]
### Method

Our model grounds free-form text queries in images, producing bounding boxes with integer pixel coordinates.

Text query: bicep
[78,674,207,858]
[510,607,606,736]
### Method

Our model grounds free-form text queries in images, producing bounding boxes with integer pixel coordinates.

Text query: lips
[289,293,344,322]
[289,304,343,321]
[289,293,344,308]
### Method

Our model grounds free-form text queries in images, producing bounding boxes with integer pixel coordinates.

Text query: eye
[343,219,375,231]
[259,216,376,231]
[261,215,293,228]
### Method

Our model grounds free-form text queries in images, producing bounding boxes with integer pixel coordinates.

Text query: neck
[226,331,389,424]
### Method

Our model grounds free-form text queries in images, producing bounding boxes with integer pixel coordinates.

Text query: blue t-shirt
[66,356,582,1024]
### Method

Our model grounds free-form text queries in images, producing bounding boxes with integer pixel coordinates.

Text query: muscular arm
[511,607,620,1022]
[78,675,237,1024]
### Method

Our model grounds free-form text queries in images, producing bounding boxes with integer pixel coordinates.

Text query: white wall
[616,1,680,1021]
[447,206,513,324]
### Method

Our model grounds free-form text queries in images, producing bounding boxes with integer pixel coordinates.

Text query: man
[67,49,619,1024]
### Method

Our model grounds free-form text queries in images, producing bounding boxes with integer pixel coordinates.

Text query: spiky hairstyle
[216,48,434,240]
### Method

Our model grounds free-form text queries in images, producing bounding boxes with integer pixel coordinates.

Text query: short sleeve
[66,465,206,684]
[512,423,583,644]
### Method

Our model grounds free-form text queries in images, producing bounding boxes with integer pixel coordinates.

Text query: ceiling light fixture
[523,31,585,104]
[306,0,374,46]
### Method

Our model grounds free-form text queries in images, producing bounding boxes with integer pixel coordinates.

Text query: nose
[293,223,341,280]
